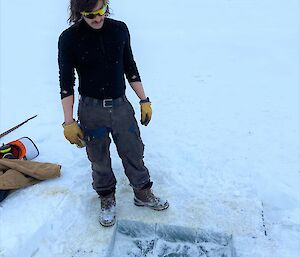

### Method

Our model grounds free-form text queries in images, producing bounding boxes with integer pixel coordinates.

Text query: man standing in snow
[58,0,169,227]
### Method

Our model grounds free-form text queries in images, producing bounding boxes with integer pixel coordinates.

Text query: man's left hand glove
[140,97,152,126]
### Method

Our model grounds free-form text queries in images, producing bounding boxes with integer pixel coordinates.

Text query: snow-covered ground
[0,0,299,256]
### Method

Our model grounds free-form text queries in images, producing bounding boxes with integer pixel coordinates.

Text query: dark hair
[68,0,110,24]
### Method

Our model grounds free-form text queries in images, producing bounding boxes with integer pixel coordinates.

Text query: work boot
[133,182,169,211]
[99,193,116,227]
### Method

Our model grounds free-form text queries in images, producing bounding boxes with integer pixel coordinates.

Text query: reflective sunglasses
[81,3,108,19]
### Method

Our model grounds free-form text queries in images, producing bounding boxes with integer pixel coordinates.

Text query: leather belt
[80,95,126,108]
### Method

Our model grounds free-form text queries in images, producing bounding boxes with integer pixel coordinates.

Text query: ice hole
[107,220,236,257]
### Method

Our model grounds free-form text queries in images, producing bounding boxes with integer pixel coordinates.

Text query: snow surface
[0,0,299,256]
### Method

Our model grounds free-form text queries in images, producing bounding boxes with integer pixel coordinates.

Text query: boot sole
[99,219,116,227]
[134,199,169,211]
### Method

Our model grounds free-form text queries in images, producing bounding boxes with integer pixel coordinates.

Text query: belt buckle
[103,98,113,108]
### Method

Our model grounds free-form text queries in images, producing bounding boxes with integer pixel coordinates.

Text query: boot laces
[101,196,115,210]
[145,189,160,204]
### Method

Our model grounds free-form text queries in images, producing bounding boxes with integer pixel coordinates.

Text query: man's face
[82,0,106,30]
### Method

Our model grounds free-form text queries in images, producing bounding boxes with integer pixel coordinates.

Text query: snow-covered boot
[133,182,169,211]
[99,193,116,227]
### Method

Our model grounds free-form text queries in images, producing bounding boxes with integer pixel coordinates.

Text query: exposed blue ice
[108,220,236,257]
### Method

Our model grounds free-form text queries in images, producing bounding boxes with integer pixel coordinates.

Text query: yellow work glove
[62,120,85,147]
[140,97,152,126]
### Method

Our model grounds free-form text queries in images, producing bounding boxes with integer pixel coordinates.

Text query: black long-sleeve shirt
[58,18,141,100]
